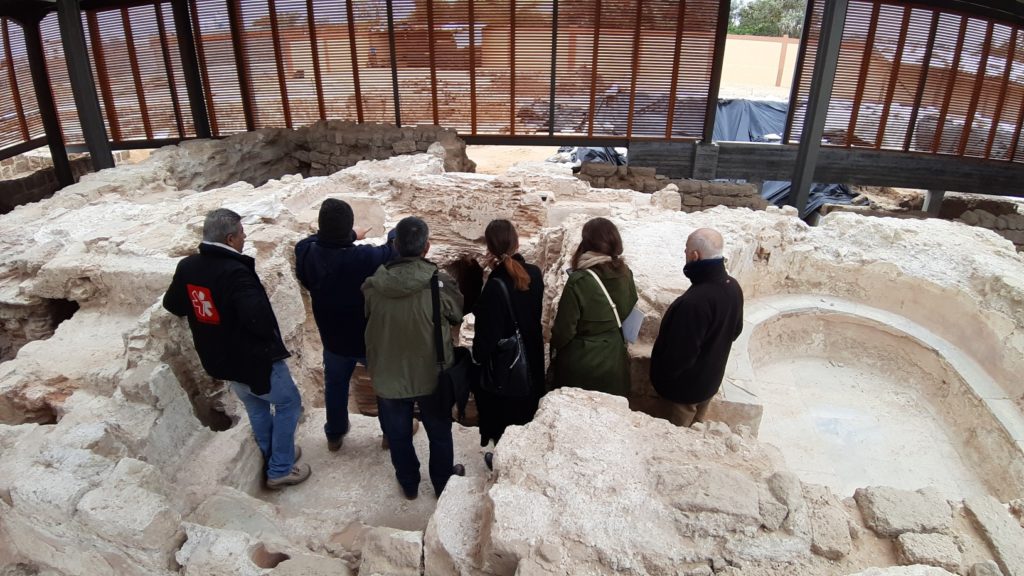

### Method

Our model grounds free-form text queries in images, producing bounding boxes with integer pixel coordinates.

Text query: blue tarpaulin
[713,99,854,217]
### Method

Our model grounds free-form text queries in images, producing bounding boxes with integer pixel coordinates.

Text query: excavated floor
[744,301,1024,501]
[757,357,985,499]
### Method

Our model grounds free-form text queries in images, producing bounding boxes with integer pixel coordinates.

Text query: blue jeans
[231,360,302,480]
[323,350,365,441]
[377,394,454,497]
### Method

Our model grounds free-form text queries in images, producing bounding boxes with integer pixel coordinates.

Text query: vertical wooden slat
[548,0,558,136]
[85,11,120,141]
[958,20,993,156]
[784,0,816,143]
[305,0,325,120]
[267,0,292,128]
[904,11,940,152]
[344,0,363,123]
[509,0,515,135]
[625,0,643,138]
[846,0,881,147]
[875,5,911,149]
[121,7,153,139]
[189,0,220,135]
[586,0,602,136]
[426,0,438,125]
[931,15,968,153]
[1008,79,1024,162]
[226,0,256,130]
[985,27,1017,159]
[0,19,28,140]
[154,3,185,138]
[468,0,477,133]
[665,0,686,139]
[775,35,789,87]
[702,0,732,143]
[386,0,401,127]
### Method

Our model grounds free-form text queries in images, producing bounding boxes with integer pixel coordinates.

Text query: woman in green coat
[550,217,639,397]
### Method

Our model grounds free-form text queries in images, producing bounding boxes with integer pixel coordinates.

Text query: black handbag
[431,270,474,422]
[480,278,532,397]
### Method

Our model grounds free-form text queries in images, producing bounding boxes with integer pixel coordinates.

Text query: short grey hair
[202,208,242,243]
[687,228,724,260]
[395,216,429,257]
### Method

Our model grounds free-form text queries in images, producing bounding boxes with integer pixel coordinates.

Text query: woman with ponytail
[550,217,638,397]
[471,219,545,468]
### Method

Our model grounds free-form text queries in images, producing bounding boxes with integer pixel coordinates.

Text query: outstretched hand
[354,226,372,240]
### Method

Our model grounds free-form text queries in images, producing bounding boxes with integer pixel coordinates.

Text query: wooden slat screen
[192,0,246,135]
[787,0,1024,163]
[1,17,43,155]
[41,13,84,144]
[21,0,730,147]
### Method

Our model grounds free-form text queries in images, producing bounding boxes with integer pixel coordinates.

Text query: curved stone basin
[727,296,1024,501]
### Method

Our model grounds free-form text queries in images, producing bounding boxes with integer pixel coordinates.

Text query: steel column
[788,0,849,215]
[56,0,114,170]
[21,17,73,186]
[171,0,211,138]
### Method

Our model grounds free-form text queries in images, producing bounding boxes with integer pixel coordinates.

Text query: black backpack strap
[492,277,520,333]
[430,270,444,373]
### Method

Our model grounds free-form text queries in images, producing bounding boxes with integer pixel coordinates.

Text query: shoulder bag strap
[492,277,521,333]
[585,269,622,328]
[430,270,445,373]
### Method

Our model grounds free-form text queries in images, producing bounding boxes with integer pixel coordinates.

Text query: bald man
[650,228,744,427]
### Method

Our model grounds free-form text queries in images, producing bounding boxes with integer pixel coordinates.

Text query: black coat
[163,243,289,395]
[650,258,744,405]
[471,255,545,444]
[295,234,395,358]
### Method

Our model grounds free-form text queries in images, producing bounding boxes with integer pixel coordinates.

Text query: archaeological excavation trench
[2,127,1023,575]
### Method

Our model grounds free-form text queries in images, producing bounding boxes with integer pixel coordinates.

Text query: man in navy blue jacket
[295,199,396,451]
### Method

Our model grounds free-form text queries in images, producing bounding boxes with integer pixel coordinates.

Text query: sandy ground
[466,145,560,175]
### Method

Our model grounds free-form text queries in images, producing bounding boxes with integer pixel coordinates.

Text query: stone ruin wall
[1,123,1023,575]
[575,161,769,212]
[0,150,134,215]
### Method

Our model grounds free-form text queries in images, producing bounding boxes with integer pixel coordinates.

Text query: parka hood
[364,257,437,298]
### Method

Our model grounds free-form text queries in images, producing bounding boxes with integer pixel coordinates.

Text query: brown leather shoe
[266,463,312,490]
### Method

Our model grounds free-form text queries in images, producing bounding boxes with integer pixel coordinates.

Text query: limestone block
[75,466,182,553]
[804,484,852,560]
[424,476,486,576]
[650,186,682,211]
[9,448,114,525]
[392,139,417,154]
[977,210,998,228]
[175,523,270,576]
[704,182,758,198]
[896,533,962,573]
[271,555,353,576]
[965,496,1024,576]
[581,162,617,177]
[628,165,657,179]
[189,486,283,543]
[854,486,952,537]
[960,210,981,226]
[845,567,959,576]
[971,561,1006,576]
[359,527,423,576]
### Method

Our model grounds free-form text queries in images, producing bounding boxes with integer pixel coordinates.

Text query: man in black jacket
[163,208,310,489]
[295,199,397,452]
[650,228,744,427]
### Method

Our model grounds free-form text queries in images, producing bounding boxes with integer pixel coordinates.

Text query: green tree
[729,0,806,38]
